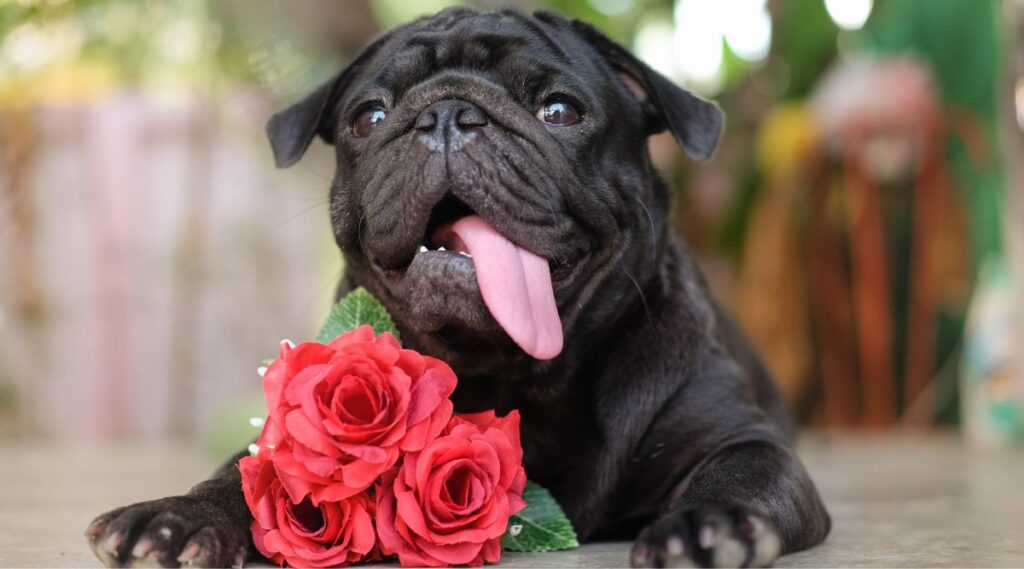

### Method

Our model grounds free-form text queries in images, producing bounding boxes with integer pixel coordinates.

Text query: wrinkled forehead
[354,9,600,105]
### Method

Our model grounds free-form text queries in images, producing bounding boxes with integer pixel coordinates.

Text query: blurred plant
[0,0,342,106]
[371,0,468,28]
[2,0,212,97]
[0,0,828,105]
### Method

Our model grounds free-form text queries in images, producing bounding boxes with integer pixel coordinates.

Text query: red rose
[376,411,528,567]
[239,454,377,567]
[258,325,457,503]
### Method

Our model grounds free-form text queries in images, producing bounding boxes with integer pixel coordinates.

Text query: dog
[86,8,830,568]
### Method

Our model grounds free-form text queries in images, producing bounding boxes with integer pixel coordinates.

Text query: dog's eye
[537,97,581,126]
[352,104,387,137]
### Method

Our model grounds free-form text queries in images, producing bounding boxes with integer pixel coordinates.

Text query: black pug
[86,8,830,568]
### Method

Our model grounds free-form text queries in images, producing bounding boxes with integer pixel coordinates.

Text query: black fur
[87,8,829,568]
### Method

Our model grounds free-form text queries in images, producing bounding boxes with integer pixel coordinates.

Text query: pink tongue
[444,215,563,360]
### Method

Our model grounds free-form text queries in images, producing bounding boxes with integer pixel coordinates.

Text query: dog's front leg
[630,441,830,568]
[85,449,253,568]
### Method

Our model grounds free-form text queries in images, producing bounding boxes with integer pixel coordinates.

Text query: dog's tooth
[459,251,472,258]
[419,245,428,253]
[438,246,447,252]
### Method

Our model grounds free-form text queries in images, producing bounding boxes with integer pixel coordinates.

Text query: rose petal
[284,409,338,457]
[401,399,453,452]
[480,537,502,564]
[326,325,376,351]
[416,537,486,566]
[274,459,325,505]
[406,364,457,426]
[339,452,397,490]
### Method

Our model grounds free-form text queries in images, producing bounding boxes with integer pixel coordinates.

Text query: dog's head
[267,8,722,374]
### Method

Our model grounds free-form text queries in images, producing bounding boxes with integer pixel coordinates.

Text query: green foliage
[0,0,311,91]
[371,0,465,28]
[772,0,839,99]
[316,287,399,342]
[501,482,580,552]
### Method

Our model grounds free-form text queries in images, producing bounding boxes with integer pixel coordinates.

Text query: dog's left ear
[266,37,387,168]
[538,12,724,161]
[266,77,342,168]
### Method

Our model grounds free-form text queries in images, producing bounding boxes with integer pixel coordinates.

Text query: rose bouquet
[239,289,578,567]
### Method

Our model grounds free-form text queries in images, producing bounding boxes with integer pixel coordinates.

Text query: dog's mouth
[422,193,476,255]
[376,192,564,360]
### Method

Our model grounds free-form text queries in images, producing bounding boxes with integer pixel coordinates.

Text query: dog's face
[267,8,722,375]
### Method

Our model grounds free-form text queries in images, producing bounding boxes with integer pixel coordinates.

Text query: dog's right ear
[266,38,386,168]
[538,12,724,162]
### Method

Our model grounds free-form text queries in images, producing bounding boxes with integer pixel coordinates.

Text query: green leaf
[316,287,399,343]
[501,481,580,552]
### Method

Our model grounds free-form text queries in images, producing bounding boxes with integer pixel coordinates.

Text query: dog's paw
[85,496,248,568]
[630,505,781,568]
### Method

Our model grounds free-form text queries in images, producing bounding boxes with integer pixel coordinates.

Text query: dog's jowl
[86,8,830,568]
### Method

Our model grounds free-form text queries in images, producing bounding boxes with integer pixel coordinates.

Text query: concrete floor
[1,434,1022,568]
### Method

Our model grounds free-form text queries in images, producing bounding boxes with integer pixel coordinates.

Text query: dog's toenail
[178,542,201,563]
[85,520,107,539]
[102,532,123,554]
[132,538,154,558]
[666,536,685,556]
[631,545,650,567]
[698,526,717,549]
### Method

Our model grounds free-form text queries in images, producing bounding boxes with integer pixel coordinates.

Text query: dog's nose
[414,99,488,149]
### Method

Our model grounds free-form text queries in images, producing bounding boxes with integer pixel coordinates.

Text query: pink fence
[0,90,342,442]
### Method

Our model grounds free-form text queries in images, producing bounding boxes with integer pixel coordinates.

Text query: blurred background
[1,0,1023,455]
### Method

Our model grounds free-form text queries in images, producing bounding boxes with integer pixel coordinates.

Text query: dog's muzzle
[413,99,489,152]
